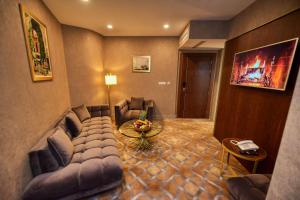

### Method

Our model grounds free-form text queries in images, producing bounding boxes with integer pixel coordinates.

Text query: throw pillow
[129,97,144,110]
[29,128,60,177]
[66,111,83,137]
[72,104,91,122]
[47,127,74,166]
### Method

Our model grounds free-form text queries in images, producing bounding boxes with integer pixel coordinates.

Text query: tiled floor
[87,119,248,200]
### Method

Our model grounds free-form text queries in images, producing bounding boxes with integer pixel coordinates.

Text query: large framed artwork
[230,38,298,91]
[133,56,151,73]
[20,5,52,81]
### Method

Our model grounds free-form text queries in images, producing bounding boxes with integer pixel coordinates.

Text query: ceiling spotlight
[163,24,170,29]
[107,24,113,29]
[81,0,89,2]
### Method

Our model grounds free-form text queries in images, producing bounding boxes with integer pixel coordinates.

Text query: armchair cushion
[124,110,142,120]
[48,127,74,166]
[72,104,91,122]
[129,97,144,110]
[66,111,83,137]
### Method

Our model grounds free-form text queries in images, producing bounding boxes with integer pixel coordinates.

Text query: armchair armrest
[114,100,129,127]
[144,100,154,121]
[87,104,110,117]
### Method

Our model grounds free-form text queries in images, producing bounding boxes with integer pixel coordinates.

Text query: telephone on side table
[231,140,259,155]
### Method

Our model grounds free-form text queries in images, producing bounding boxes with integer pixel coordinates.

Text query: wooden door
[177,53,215,118]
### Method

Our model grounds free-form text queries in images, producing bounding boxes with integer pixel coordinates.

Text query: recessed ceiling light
[163,24,170,29]
[81,0,89,2]
[107,24,113,29]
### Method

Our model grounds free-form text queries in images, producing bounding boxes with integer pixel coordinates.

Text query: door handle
[182,82,186,92]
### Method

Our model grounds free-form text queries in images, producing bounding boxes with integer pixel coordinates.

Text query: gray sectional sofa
[23,105,123,200]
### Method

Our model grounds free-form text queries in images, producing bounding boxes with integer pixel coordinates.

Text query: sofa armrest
[145,100,154,121]
[87,104,110,117]
[114,100,129,127]
[226,174,271,200]
[115,100,128,113]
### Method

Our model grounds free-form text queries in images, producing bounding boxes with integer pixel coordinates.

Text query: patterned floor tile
[86,119,248,200]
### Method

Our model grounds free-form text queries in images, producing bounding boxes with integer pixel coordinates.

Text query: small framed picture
[133,56,151,73]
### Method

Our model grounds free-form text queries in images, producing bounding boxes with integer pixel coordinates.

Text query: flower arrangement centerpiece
[133,111,152,132]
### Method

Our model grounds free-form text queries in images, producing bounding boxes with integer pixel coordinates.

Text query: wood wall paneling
[214,10,300,173]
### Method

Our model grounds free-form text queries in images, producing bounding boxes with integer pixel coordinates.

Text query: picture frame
[230,38,298,91]
[133,56,151,73]
[20,5,53,81]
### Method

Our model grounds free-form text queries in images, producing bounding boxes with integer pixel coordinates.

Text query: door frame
[176,50,218,119]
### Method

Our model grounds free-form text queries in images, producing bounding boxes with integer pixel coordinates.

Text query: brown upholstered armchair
[114,98,154,128]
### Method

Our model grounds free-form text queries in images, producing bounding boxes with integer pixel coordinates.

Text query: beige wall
[103,37,179,118]
[228,0,300,39]
[266,67,300,199]
[62,25,107,106]
[0,0,70,199]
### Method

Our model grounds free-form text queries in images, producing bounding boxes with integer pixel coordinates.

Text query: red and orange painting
[230,38,298,90]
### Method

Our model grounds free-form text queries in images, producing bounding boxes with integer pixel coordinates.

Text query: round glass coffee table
[119,120,163,150]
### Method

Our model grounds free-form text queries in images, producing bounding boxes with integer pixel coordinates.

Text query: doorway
[177,53,216,118]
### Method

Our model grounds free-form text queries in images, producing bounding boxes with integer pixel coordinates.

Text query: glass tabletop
[119,120,163,138]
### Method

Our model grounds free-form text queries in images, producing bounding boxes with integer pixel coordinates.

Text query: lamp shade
[105,74,117,85]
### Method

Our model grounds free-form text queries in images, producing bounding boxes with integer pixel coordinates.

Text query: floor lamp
[105,73,117,112]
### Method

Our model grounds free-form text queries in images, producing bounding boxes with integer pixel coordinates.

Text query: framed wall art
[230,38,298,91]
[20,5,53,81]
[133,56,151,73]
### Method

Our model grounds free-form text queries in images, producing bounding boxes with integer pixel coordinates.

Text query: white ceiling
[43,0,255,36]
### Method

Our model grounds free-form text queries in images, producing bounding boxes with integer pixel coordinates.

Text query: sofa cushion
[66,111,83,137]
[71,117,117,164]
[29,129,60,177]
[48,127,74,166]
[71,116,122,189]
[227,174,271,200]
[72,104,91,122]
[129,97,144,110]
[22,158,123,200]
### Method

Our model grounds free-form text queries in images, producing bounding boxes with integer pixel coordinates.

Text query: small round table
[221,138,267,176]
[119,120,163,150]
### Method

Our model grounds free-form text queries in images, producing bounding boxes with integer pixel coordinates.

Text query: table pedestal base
[129,136,153,151]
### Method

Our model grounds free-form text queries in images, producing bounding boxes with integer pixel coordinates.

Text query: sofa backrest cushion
[72,104,91,122]
[56,115,72,138]
[47,127,74,166]
[129,97,144,110]
[29,129,60,177]
[66,111,83,137]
